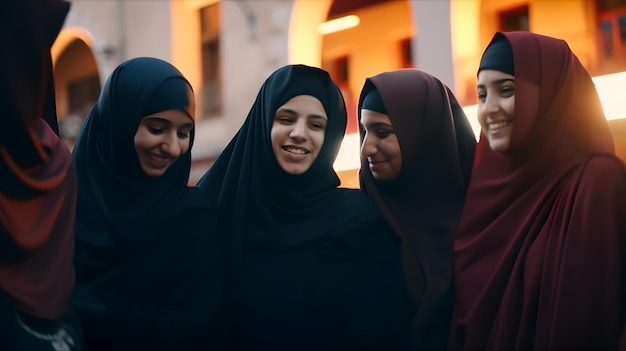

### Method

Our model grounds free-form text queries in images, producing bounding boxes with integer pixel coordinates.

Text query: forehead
[142,109,194,125]
[477,69,515,85]
[277,95,326,115]
[360,109,392,125]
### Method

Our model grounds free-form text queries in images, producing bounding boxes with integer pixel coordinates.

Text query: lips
[487,120,512,130]
[368,159,388,172]
[282,145,310,155]
[146,152,173,167]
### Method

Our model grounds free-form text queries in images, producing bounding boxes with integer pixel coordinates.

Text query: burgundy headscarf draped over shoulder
[359,69,476,351]
[451,31,626,350]
[0,0,75,320]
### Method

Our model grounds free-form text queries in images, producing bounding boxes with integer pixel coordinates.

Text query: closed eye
[375,130,394,138]
[148,127,164,134]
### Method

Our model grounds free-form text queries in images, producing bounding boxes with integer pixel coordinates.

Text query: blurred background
[51,0,626,186]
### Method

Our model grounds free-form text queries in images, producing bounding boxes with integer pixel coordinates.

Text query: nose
[160,131,182,156]
[289,119,308,142]
[360,132,376,158]
[483,94,500,114]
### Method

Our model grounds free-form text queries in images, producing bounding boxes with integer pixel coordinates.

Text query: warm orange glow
[170,0,204,119]
[318,15,360,35]
[593,72,626,121]
[51,27,95,64]
[333,132,361,171]
[288,0,332,66]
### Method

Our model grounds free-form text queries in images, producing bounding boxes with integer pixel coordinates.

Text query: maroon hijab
[0,0,75,319]
[451,31,626,350]
[359,69,476,350]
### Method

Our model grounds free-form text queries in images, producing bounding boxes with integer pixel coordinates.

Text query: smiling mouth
[283,146,310,155]
[488,121,511,130]
[147,152,171,164]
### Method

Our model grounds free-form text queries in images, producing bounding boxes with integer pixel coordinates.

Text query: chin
[280,165,310,175]
[488,140,510,153]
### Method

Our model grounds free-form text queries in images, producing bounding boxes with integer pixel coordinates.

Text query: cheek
[180,139,191,154]
[312,130,325,150]
[134,129,152,151]
[477,105,488,127]
[504,98,515,116]
[270,125,281,147]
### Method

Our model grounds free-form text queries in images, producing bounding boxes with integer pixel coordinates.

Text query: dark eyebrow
[360,121,393,130]
[276,107,328,120]
[477,78,515,89]
[143,117,194,128]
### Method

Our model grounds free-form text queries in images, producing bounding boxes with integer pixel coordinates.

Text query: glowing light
[592,71,626,121]
[317,15,360,35]
[333,132,361,171]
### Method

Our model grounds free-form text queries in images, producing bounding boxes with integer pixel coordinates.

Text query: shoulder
[329,188,380,214]
[578,154,626,190]
[322,189,393,237]
[569,154,626,211]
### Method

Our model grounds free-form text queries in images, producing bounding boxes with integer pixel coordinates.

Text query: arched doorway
[52,31,101,149]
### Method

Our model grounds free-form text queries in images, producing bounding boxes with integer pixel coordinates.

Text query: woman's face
[360,109,402,181]
[477,69,515,152]
[271,95,327,175]
[134,109,194,176]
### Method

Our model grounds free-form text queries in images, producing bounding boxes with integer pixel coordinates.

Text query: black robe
[198,64,411,350]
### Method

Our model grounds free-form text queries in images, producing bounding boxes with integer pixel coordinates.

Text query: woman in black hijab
[198,64,411,350]
[72,57,223,351]
[358,69,476,350]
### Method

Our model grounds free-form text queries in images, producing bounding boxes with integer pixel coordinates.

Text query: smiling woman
[271,95,327,175]
[198,64,412,350]
[451,31,626,351]
[71,57,224,351]
[358,68,476,351]
[134,111,194,176]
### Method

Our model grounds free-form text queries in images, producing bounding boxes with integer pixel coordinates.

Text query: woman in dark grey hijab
[73,57,223,351]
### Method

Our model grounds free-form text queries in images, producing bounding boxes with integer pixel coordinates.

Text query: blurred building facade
[52,0,626,186]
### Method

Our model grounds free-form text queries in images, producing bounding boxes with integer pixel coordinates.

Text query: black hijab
[198,64,357,254]
[73,57,206,248]
[72,57,222,350]
[198,64,412,351]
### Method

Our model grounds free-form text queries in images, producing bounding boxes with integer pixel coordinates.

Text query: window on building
[200,2,222,118]
[400,37,414,68]
[597,0,626,72]
[499,5,529,32]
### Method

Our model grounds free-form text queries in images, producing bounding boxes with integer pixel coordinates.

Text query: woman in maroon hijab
[359,69,476,350]
[0,0,82,350]
[450,31,626,350]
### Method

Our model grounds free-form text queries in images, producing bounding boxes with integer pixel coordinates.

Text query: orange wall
[321,1,414,105]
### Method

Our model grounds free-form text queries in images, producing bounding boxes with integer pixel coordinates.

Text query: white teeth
[286,147,306,154]
[489,121,509,130]
[149,153,166,162]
